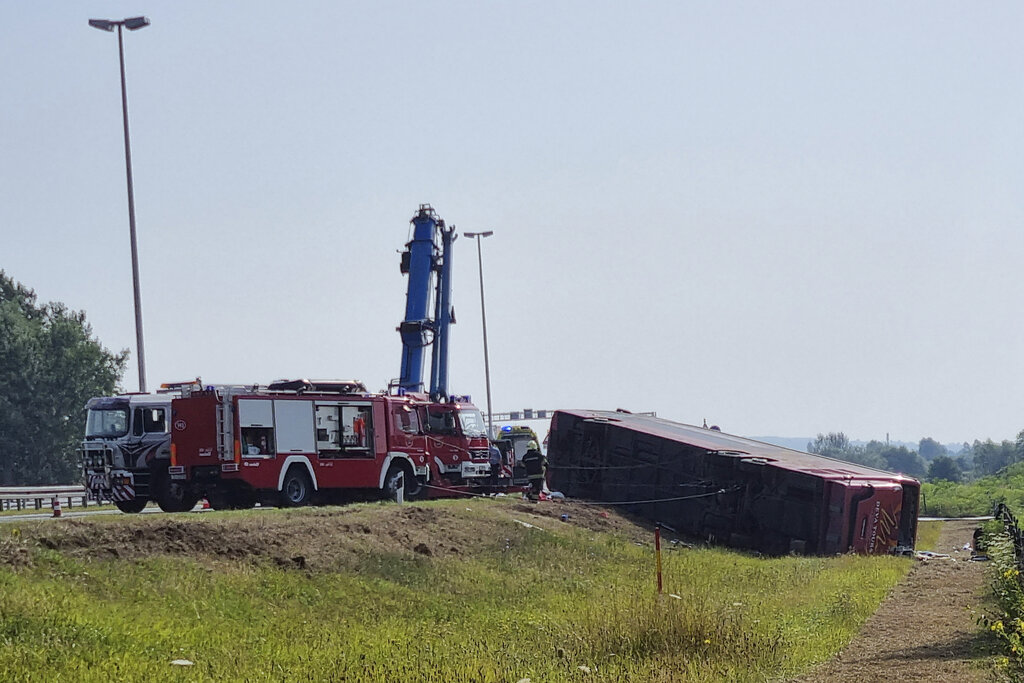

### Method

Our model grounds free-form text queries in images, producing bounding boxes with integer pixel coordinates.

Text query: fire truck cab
[170,381,492,508]
[80,391,198,513]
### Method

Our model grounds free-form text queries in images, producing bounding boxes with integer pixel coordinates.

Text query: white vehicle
[80,390,198,513]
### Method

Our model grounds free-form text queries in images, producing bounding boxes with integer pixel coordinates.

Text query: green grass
[978,525,1024,676]
[915,520,942,552]
[0,502,914,682]
[921,462,1024,517]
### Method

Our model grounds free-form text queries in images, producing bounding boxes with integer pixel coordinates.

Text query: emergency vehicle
[85,204,506,511]
[80,389,198,513]
[493,424,542,483]
[169,379,492,508]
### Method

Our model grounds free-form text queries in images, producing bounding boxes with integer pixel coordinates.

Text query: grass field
[921,462,1024,518]
[0,499,916,682]
[915,519,942,551]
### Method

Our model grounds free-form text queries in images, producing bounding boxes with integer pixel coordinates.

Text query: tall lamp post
[88,16,151,392]
[463,231,494,438]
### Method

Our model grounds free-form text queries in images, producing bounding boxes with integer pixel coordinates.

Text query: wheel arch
[277,456,318,491]
[379,453,416,489]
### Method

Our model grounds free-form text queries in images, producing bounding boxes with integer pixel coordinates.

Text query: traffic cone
[51,496,62,518]
[201,498,211,511]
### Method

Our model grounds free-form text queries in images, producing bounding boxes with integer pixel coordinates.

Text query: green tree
[880,446,927,478]
[808,432,851,457]
[928,455,962,482]
[0,271,126,484]
[808,432,884,468]
[1015,429,1024,464]
[971,439,1018,477]
[918,437,947,461]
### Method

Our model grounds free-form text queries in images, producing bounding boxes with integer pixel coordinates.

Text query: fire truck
[80,389,199,513]
[169,380,491,507]
[87,204,498,511]
[166,206,496,506]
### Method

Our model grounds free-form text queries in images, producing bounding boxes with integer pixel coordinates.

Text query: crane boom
[397,204,456,400]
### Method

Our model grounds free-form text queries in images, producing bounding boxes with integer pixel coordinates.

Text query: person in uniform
[520,441,547,500]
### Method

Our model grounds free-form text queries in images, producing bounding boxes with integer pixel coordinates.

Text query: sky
[3,2,1024,446]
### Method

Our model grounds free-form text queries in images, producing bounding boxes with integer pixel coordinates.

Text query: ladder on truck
[214,389,237,464]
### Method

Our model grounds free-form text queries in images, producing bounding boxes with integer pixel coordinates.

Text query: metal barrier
[0,486,95,512]
[994,503,1024,566]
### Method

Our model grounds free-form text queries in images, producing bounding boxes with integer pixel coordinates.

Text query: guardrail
[0,486,95,512]
[994,503,1024,566]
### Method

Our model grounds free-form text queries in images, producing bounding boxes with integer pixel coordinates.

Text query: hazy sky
[4,3,1023,445]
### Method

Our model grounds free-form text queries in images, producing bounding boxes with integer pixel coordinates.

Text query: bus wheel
[280,468,312,507]
[115,498,147,514]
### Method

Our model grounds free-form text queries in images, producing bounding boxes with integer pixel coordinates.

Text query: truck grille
[82,448,111,469]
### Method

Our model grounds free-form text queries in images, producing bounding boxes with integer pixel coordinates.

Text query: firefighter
[521,441,547,500]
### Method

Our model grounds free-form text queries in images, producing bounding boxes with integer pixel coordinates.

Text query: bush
[980,527,1024,674]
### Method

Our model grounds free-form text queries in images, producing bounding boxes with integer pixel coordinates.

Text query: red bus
[547,409,919,556]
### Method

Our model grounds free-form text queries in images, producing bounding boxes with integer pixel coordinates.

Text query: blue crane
[397,204,456,401]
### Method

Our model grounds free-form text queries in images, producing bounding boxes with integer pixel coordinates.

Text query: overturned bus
[547,410,919,556]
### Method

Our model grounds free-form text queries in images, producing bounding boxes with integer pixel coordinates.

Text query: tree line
[0,271,125,485]
[807,431,1023,483]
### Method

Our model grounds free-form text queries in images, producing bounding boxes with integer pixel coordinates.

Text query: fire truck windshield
[457,408,487,438]
[85,408,129,438]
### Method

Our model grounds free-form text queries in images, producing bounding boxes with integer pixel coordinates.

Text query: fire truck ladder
[215,394,234,462]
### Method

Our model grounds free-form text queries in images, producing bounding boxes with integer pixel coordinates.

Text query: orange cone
[51,496,62,518]
[201,498,211,510]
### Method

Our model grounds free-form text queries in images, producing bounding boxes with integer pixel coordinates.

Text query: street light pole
[89,16,150,392]
[463,231,495,439]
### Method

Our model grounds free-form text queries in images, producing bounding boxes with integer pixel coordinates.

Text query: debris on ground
[513,519,545,531]
[915,551,953,561]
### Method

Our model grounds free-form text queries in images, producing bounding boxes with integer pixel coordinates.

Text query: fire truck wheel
[115,498,147,514]
[155,472,201,513]
[280,468,312,507]
[384,464,416,502]
[405,474,424,499]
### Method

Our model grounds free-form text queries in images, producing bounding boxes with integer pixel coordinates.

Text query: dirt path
[794,520,1003,682]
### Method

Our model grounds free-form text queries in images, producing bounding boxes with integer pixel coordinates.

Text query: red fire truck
[169,380,492,508]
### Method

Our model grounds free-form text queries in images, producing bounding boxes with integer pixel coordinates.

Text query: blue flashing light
[501,425,512,433]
